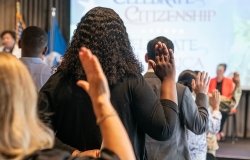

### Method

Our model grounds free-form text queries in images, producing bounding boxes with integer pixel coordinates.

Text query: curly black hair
[58,7,143,85]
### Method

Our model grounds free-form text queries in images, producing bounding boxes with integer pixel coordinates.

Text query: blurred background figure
[209,64,242,141]
[19,26,52,91]
[207,90,222,160]
[209,64,233,100]
[0,30,21,58]
[232,72,242,108]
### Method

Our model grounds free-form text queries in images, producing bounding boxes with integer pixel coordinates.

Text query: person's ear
[18,40,21,48]
[42,47,48,55]
[145,53,148,63]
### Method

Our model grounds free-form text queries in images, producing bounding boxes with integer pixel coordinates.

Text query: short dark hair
[178,70,196,92]
[217,63,227,72]
[21,26,48,55]
[147,36,174,60]
[1,30,16,40]
[193,70,200,75]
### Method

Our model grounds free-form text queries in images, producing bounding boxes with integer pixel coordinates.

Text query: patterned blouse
[187,107,222,160]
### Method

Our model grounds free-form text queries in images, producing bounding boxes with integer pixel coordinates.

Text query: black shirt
[216,81,223,94]
[38,71,178,160]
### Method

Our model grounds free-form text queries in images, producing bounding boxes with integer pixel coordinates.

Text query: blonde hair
[0,53,54,159]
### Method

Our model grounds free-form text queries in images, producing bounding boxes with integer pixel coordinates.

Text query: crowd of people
[0,7,242,160]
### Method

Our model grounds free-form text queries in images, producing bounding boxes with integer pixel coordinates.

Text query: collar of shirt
[148,68,154,73]
[20,57,46,64]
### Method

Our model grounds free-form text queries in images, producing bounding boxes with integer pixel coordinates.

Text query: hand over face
[77,47,110,103]
[148,41,176,81]
[209,90,220,111]
[194,71,210,94]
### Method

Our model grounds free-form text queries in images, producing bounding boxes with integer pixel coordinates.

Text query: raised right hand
[148,41,175,81]
[76,47,110,104]
[194,71,210,94]
[209,90,220,111]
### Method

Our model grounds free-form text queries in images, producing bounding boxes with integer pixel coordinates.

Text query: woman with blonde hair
[0,50,136,160]
[0,53,54,159]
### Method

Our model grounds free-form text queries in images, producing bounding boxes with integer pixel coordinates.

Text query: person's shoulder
[176,83,188,93]
[39,70,68,91]
[49,70,67,80]
[12,44,21,58]
[119,74,146,89]
[210,77,217,82]
[144,72,161,84]
[125,73,144,81]
[176,83,191,101]
[144,72,158,79]
[40,63,53,74]
[224,77,233,82]
[209,78,217,87]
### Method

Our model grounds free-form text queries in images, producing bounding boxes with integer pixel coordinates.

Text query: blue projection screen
[71,0,250,89]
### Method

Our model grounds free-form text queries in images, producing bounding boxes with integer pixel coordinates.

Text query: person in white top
[19,26,52,91]
[0,30,21,58]
[178,70,222,160]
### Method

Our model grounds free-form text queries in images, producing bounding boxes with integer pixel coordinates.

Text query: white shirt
[0,44,21,58]
[187,95,222,160]
[20,57,52,90]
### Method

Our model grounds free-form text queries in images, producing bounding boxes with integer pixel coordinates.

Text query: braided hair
[58,7,143,85]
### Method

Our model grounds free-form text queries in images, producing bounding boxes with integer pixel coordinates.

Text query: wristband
[97,113,117,125]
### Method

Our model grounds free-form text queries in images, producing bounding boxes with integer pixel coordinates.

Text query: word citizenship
[125,6,216,23]
[114,0,206,7]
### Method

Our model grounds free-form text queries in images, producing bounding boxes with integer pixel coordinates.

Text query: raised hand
[209,90,220,111]
[148,41,175,81]
[76,47,110,103]
[194,71,210,94]
[76,47,136,160]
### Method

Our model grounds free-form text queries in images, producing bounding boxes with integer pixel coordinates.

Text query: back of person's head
[59,7,142,85]
[178,70,196,92]
[20,26,48,57]
[147,36,174,60]
[0,53,53,159]
[1,30,16,40]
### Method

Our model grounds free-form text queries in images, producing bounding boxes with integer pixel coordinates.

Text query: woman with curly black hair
[38,7,178,160]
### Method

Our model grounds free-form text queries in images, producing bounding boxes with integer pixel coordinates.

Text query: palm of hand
[77,47,110,101]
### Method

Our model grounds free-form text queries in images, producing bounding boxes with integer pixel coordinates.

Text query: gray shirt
[20,57,52,90]
[144,71,209,160]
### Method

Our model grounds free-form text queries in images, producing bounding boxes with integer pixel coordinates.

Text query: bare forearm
[93,100,135,160]
[161,79,178,105]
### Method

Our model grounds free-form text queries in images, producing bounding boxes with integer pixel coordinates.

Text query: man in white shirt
[19,26,52,90]
[0,30,21,58]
